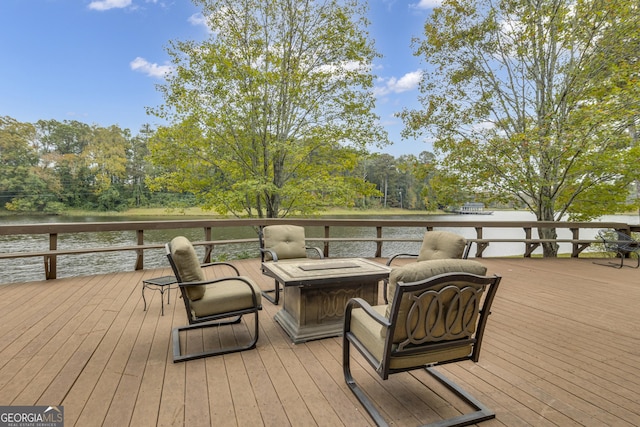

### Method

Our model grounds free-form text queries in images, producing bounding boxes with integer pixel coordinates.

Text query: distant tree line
[1,116,172,213]
[2,115,462,214]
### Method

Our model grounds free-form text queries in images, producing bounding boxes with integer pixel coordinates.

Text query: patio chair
[259,224,323,304]
[383,230,470,303]
[595,229,640,268]
[166,236,262,363]
[343,259,501,427]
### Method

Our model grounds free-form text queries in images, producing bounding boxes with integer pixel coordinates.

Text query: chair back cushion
[262,225,307,260]
[169,236,206,301]
[416,231,467,261]
[386,258,485,304]
[386,259,487,343]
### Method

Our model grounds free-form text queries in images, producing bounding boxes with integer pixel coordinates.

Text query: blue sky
[0,0,440,156]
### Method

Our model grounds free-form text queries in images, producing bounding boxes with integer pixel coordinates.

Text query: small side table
[142,276,178,316]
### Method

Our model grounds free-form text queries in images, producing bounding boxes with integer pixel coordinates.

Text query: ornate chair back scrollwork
[343,259,501,427]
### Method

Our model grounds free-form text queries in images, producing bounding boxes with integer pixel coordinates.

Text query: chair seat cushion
[189,278,262,319]
[350,305,472,370]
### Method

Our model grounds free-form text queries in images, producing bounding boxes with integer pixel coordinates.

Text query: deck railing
[0,218,636,280]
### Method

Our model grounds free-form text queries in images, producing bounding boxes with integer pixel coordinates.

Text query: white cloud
[188,13,207,27]
[374,70,422,96]
[88,0,132,11]
[130,57,173,78]
[411,0,442,9]
[188,12,215,34]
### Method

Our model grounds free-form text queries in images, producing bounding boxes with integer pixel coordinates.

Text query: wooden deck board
[1,257,639,426]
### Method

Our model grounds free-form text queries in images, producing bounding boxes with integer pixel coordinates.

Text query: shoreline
[1,207,637,219]
[0,207,446,218]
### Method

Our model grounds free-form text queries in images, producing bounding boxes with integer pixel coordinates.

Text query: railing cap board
[0,218,632,235]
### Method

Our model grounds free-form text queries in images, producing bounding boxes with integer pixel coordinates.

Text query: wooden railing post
[135,230,144,270]
[570,228,583,257]
[375,226,383,258]
[203,227,213,263]
[474,227,488,258]
[324,226,330,257]
[45,233,57,280]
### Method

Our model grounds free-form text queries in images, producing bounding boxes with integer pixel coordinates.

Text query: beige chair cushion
[189,278,262,318]
[416,231,467,262]
[386,258,486,306]
[263,225,307,260]
[170,236,206,301]
[350,305,473,370]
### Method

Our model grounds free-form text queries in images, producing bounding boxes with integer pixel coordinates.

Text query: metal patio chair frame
[166,237,261,363]
[595,229,640,269]
[343,270,501,427]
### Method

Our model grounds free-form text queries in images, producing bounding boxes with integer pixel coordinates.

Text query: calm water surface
[1,211,638,284]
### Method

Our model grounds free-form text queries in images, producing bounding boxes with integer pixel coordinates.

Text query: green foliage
[0,117,50,211]
[0,117,166,213]
[401,0,640,254]
[147,0,387,218]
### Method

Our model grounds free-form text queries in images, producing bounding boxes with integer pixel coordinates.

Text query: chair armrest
[344,298,391,330]
[200,261,240,276]
[259,247,279,262]
[306,246,324,258]
[463,241,472,259]
[386,253,418,266]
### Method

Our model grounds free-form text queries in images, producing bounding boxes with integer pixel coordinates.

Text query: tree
[363,153,397,207]
[35,119,94,208]
[87,126,129,211]
[127,124,154,207]
[401,0,640,256]
[147,0,386,218]
[0,117,37,208]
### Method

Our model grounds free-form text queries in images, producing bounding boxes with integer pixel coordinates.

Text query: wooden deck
[0,257,639,426]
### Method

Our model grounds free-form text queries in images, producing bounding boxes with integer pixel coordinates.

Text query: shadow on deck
[0,257,639,426]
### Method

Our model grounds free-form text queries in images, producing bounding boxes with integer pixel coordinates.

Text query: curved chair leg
[344,336,495,427]
[261,279,281,305]
[425,367,495,427]
[173,311,259,363]
[615,250,640,268]
[382,280,389,304]
[593,252,626,268]
[343,336,389,427]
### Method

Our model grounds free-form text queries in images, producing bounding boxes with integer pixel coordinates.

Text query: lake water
[1,211,638,284]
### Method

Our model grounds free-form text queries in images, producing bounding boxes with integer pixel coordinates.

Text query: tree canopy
[0,117,162,213]
[400,0,640,255]
[147,0,387,218]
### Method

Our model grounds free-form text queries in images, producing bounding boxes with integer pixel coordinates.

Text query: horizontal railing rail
[1,218,636,280]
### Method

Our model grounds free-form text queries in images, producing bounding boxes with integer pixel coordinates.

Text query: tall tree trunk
[537,197,558,257]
